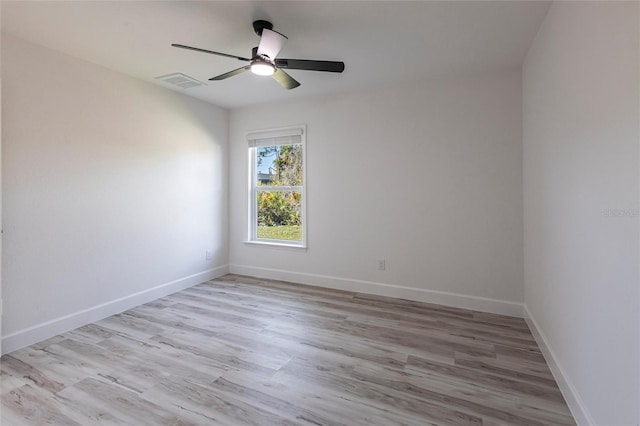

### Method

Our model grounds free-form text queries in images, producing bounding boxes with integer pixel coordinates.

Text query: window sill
[244,240,307,250]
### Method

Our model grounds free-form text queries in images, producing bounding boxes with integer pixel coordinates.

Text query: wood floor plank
[352,362,574,425]
[58,377,198,425]
[274,359,483,426]
[1,274,575,425]
[1,384,82,425]
[1,355,66,394]
[406,355,565,403]
[139,375,303,426]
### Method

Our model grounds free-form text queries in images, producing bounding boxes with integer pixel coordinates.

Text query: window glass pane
[257,190,302,241]
[256,144,303,186]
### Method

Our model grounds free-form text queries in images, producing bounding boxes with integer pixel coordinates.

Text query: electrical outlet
[205,250,213,260]
[377,259,386,270]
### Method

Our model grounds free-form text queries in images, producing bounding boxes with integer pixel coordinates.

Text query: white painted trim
[229,264,523,317]
[523,304,594,426]
[1,265,229,355]
[243,241,307,250]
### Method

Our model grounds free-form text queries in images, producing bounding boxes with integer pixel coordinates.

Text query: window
[247,125,306,247]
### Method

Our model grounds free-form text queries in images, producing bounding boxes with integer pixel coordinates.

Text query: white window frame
[246,124,307,248]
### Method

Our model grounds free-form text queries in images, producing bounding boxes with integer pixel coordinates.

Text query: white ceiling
[1,1,550,109]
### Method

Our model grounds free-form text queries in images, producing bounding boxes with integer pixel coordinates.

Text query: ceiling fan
[172,20,345,90]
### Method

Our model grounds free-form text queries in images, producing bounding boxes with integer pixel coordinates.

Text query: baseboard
[228,264,523,317]
[1,265,229,355]
[523,305,594,426]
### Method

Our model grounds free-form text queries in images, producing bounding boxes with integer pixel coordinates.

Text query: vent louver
[155,72,205,89]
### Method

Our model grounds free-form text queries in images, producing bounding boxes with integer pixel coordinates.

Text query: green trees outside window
[256,144,303,241]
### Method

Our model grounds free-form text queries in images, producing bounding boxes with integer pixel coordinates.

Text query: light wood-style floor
[1,274,575,425]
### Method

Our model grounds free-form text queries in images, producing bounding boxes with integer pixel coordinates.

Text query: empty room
[1,1,638,425]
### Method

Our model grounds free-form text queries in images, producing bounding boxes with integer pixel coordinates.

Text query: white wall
[523,2,639,425]
[0,12,4,356]
[229,70,524,315]
[1,35,229,353]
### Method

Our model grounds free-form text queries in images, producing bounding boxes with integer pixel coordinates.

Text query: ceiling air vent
[155,72,206,89]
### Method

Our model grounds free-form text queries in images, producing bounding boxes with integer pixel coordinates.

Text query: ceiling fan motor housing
[252,20,273,37]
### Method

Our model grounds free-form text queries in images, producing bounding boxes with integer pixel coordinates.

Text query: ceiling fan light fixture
[250,61,275,76]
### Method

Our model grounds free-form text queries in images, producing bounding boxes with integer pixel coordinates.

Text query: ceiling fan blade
[172,44,250,62]
[272,69,300,90]
[275,59,345,73]
[209,65,251,81]
[256,28,287,60]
